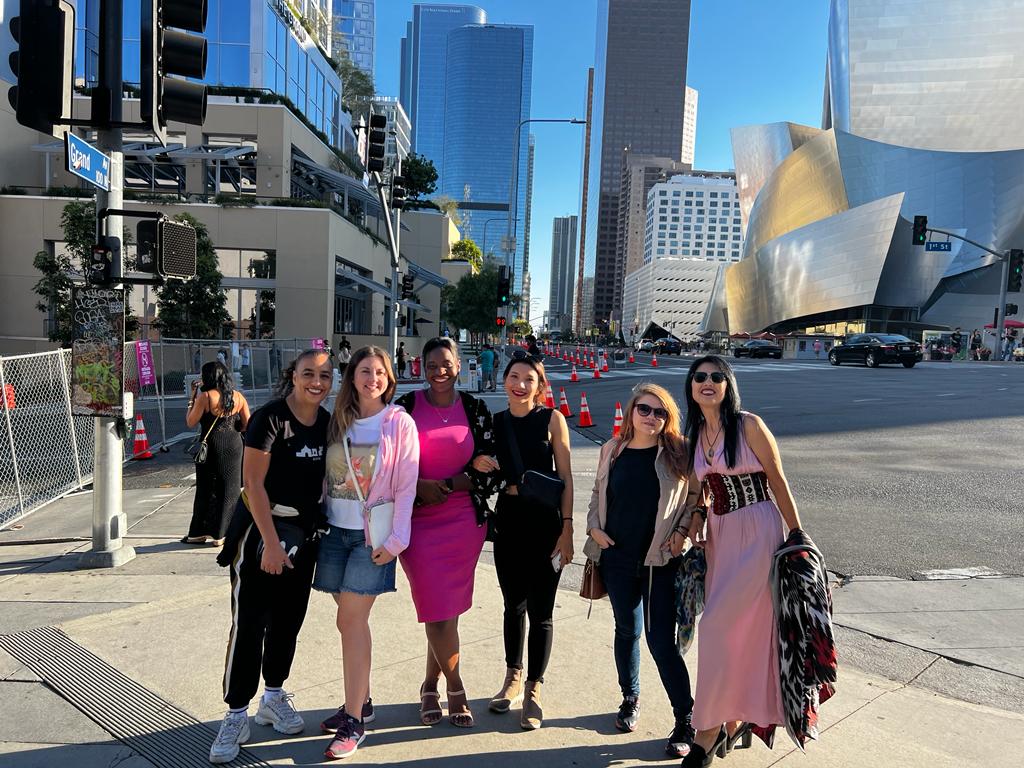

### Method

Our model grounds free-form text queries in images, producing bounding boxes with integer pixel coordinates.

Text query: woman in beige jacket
[584,383,702,759]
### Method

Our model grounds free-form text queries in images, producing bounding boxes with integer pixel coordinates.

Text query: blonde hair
[619,382,689,479]
[328,346,396,443]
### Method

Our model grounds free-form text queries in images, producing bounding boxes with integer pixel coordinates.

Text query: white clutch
[366,499,395,550]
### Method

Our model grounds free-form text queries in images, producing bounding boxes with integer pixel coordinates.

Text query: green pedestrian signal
[1009,249,1023,293]
[912,215,927,246]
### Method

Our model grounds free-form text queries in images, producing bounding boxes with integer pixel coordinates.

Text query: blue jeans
[600,548,694,718]
[312,526,396,596]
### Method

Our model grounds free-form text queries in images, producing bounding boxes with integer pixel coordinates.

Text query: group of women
[194,339,808,768]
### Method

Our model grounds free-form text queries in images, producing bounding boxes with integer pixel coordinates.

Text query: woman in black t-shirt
[208,349,333,765]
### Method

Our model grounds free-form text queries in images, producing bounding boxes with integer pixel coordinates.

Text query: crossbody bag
[501,410,565,524]
[189,415,220,465]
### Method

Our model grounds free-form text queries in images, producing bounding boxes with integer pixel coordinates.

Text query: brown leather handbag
[579,558,607,601]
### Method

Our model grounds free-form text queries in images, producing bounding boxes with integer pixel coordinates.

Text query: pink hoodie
[361,404,420,556]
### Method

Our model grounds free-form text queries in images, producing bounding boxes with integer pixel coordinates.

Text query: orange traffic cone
[602,356,609,372]
[593,364,602,379]
[132,413,154,460]
[651,353,659,367]
[545,383,556,409]
[558,387,574,418]
[578,393,594,427]
[629,351,635,364]
[612,401,624,438]
[570,365,579,382]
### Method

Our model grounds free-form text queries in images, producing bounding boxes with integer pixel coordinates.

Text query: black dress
[492,406,562,682]
[187,410,243,540]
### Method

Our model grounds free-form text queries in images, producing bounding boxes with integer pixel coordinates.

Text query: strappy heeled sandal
[419,685,443,726]
[446,689,475,728]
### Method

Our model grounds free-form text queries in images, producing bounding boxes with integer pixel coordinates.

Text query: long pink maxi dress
[399,389,487,623]
[692,413,786,731]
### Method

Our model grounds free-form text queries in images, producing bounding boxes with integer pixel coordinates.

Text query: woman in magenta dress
[396,337,498,728]
[681,355,805,767]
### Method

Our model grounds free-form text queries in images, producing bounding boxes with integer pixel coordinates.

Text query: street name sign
[65,133,111,191]
[925,241,952,252]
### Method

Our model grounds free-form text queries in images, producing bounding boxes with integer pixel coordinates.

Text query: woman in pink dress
[682,355,805,767]
[396,338,498,728]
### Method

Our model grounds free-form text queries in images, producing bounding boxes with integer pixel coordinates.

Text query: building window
[696,191,704,197]
[685,191,693,197]
[710,192,718,198]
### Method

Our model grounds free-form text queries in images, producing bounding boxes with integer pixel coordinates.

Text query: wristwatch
[444,477,454,492]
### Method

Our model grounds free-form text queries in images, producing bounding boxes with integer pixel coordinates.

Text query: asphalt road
[542,349,1024,580]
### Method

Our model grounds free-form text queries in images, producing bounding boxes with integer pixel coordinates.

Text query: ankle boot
[489,667,523,713]
[521,680,543,730]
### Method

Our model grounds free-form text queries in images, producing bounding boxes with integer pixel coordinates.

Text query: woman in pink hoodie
[313,346,419,760]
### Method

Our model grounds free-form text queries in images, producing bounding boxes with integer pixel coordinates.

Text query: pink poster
[135,341,156,387]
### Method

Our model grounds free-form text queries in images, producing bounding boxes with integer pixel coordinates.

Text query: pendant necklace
[702,422,723,462]
[428,391,457,424]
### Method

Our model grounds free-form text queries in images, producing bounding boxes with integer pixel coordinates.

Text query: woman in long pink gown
[395,338,497,729]
[682,355,805,767]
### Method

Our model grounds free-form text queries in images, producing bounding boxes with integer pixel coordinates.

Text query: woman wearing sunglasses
[584,383,702,758]
[681,356,803,767]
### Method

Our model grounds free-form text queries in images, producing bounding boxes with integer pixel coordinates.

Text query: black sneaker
[319,698,375,734]
[665,716,695,758]
[324,713,365,760]
[614,695,640,732]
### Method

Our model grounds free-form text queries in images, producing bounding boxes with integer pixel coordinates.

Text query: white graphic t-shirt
[325,410,385,530]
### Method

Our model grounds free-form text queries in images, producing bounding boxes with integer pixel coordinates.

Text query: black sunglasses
[693,371,727,384]
[511,349,543,363]
[634,403,669,420]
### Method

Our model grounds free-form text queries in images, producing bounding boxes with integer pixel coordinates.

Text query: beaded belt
[704,472,770,515]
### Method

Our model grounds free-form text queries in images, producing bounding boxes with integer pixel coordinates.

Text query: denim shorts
[312,525,396,596]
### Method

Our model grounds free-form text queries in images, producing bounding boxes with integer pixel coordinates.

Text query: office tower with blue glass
[549,216,578,331]
[333,0,375,77]
[71,0,348,149]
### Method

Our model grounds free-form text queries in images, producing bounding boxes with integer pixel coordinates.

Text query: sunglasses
[634,403,669,420]
[511,349,543,362]
[693,371,727,384]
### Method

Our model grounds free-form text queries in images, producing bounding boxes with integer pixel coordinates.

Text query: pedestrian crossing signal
[496,316,506,327]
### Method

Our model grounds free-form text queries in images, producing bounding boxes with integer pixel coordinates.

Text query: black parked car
[733,340,783,359]
[654,337,682,355]
[829,333,922,368]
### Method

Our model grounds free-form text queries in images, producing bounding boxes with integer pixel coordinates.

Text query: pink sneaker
[324,713,365,760]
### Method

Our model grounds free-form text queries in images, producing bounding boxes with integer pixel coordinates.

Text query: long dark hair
[275,348,330,397]
[683,355,742,472]
[200,361,235,414]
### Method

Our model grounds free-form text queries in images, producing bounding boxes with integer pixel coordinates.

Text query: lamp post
[482,216,517,259]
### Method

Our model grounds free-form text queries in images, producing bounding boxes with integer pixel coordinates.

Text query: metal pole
[392,155,402,359]
[80,0,134,568]
[995,254,1010,360]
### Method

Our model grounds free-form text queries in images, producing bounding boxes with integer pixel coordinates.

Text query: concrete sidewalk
[1,440,1023,766]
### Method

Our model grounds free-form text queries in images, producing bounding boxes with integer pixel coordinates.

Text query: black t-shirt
[244,398,330,527]
[605,445,660,563]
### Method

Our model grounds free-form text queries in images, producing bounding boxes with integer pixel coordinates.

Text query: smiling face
[425,346,460,393]
[353,355,390,405]
[632,394,668,437]
[504,361,541,408]
[292,352,333,407]
[691,361,728,409]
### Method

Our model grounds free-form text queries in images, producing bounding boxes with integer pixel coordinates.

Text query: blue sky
[375,1,832,321]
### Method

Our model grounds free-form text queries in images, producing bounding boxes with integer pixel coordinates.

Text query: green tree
[33,200,139,346]
[247,252,276,339]
[430,194,463,227]
[444,260,501,340]
[155,214,232,338]
[335,49,374,119]
[509,319,533,337]
[402,152,438,200]
[448,238,483,272]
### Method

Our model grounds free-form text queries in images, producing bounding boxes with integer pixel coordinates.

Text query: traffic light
[141,0,209,145]
[495,316,506,328]
[400,273,415,300]
[88,245,113,286]
[367,114,387,173]
[912,215,927,246]
[1009,249,1024,293]
[1006,303,1019,316]
[136,218,197,278]
[391,175,407,210]
[496,265,511,307]
[6,0,75,138]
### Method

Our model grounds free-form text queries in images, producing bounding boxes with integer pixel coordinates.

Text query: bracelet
[562,517,573,522]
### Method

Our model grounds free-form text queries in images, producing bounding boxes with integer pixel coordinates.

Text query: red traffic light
[495,316,506,327]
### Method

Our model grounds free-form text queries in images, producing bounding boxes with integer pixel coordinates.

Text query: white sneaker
[254,690,305,734]
[209,711,250,764]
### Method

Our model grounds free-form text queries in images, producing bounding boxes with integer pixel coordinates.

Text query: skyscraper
[581,0,693,331]
[682,86,698,165]
[333,0,376,78]
[549,216,578,331]
[441,24,533,293]
[399,4,487,171]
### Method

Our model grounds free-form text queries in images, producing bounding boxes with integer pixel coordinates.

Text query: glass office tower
[333,0,375,77]
[442,23,533,293]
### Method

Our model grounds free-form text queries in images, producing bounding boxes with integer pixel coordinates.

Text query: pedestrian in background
[337,343,352,377]
[269,342,282,381]
[208,349,334,764]
[950,327,963,360]
[315,346,419,760]
[397,342,408,379]
[813,338,822,359]
[478,344,496,391]
[395,337,499,728]
[183,362,250,546]
[584,382,700,758]
[681,356,805,766]
[193,346,203,373]
[969,329,982,360]
[240,343,252,388]
[489,351,574,730]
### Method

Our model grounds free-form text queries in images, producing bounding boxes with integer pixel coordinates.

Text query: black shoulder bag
[501,410,565,525]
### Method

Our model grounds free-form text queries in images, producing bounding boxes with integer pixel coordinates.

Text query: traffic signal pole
[79,0,134,568]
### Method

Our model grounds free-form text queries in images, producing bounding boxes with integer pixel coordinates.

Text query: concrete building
[618,152,691,279]
[581,0,693,332]
[622,257,725,342]
[548,216,578,332]
[644,173,742,266]
[333,0,376,77]
[682,86,698,166]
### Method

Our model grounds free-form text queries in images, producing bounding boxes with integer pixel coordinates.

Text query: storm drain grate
[0,625,272,768]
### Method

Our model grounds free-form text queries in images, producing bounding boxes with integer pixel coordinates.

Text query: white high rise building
[682,86,698,166]
[644,172,742,265]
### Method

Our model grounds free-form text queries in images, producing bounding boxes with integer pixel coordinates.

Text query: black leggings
[493,497,562,682]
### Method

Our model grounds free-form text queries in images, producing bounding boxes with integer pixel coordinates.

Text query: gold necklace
[426,390,457,424]
[702,422,722,461]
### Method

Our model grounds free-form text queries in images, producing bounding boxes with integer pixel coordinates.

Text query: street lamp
[482,216,517,258]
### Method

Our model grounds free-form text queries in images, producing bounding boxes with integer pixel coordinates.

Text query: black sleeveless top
[493,406,555,487]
